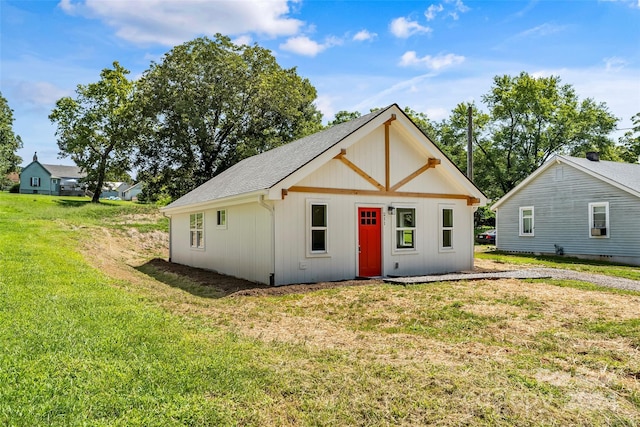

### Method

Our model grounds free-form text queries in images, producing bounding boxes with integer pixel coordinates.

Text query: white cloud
[425,4,444,21]
[399,51,465,70]
[389,17,432,38]
[517,23,566,38]
[57,0,304,46]
[10,81,70,107]
[604,57,627,71]
[232,35,253,46]
[353,29,377,42]
[279,35,341,57]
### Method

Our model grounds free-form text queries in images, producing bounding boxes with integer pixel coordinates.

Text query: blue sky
[2,0,639,166]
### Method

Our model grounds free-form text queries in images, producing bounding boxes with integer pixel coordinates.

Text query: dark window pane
[442,209,453,227]
[311,230,326,251]
[312,205,326,227]
[443,230,452,248]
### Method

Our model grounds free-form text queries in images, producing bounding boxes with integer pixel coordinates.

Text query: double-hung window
[31,177,40,187]
[310,203,328,253]
[396,207,416,249]
[589,202,609,238]
[519,207,534,236]
[190,212,204,249]
[440,206,454,250]
[216,209,227,229]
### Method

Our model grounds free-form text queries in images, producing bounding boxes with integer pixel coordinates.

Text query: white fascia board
[394,111,487,205]
[266,108,400,200]
[161,190,268,216]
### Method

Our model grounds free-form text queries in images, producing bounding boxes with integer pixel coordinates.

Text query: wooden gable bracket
[389,158,441,192]
[334,149,385,191]
[384,114,397,191]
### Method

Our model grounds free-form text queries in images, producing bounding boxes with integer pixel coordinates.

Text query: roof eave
[161,189,269,215]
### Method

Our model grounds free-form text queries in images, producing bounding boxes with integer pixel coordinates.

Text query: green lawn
[1,193,639,425]
[477,249,640,281]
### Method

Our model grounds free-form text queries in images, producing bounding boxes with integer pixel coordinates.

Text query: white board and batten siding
[163,104,487,286]
[272,125,476,285]
[274,192,474,285]
[169,201,273,284]
[495,160,640,265]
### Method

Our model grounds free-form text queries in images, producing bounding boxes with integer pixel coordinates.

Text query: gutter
[258,195,276,286]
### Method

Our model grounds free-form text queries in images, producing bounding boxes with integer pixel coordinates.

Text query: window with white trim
[396,207,416,249]
[216,209,227,229]
[589,202,609,238]
[440,206,454,250]
[519,207,534,236]
[310,203,328,253]
[31,177,40,187]
[189,212,204,249]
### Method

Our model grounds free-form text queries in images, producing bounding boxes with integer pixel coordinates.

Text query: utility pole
[467,105,473,182]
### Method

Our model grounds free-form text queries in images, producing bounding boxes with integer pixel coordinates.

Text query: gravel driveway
[385,267,640,292]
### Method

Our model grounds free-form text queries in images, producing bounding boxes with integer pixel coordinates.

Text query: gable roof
[164,107,391,210]
[42,164,86,179]
[492,154,640,210]
[164,103,486,211]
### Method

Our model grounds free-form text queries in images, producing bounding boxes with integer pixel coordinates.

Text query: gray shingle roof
[165,106,392,210]
[560,155,640,195]
[42,164,86,179]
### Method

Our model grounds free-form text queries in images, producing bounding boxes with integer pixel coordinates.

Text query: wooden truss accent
[281,113,480,206]
[389,158,440,192]
[334,149,385,190]
[287,185,481,205]
[384,114,396,190]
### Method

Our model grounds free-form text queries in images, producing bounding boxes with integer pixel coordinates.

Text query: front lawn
[1,192,639,425]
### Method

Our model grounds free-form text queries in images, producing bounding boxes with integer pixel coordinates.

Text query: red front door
[358,207,382,277]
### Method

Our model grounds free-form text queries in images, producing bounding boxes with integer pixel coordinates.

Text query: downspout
[163,212,172,262]
[258,195,276,286]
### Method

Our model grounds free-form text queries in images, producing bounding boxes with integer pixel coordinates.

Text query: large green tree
[0,92,23,177]
[440,72,618,199]
[49,62,138,203]
[135,34,323,200]
[618,113,640,163]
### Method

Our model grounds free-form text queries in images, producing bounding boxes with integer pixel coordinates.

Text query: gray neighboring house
[19,153,87,196]
[492,152,640,265]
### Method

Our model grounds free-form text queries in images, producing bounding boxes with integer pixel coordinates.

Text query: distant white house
[161,104,487,285]
[121,182,143,201]
[492,153,640,265]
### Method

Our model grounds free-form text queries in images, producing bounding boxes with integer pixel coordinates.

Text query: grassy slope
[0,195,277,425]
[1,193,639,426]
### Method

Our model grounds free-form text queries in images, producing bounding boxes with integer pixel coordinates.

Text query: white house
[161,104,487,285]
[492,153,640,265]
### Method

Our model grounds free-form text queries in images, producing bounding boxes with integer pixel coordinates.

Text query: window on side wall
[310,203,328,254]
[31,177,40,187]
[519,207,534,236]
[216,209,227,229]
[396,207,416,250]
[440,206,454,251]
[589,202,609,238]
[190,212,204,249]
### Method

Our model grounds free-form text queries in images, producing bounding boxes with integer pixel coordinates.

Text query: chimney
[586,151,600,162]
